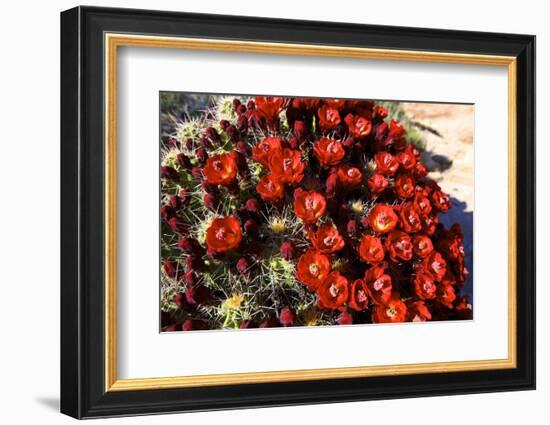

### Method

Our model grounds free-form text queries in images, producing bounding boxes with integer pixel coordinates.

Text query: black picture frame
[61,5,536,419]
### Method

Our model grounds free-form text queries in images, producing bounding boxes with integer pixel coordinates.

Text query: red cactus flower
[407,300,432,322]
[374,151,399,176]
[422,251,447,282]
[337,311,353,325]
[364,266,392,305]
[367,204,398,234]
[413,272,437,300]
[313,138,345,167]
[317,105,341,132]
[324,99,345,109]
[317,271,349,310]
[412,234,434,258]
[367,172,388,195]
[358,235,385,264]
[309,223,345,253]
[385,230,413,262]
[437,284,457,308]
[397,150,417,171]
[252,137,283,167]
[344,113,372,139]
[395,174,415,199]
[205,216,242,254]
[296,249,331,291]
[256,174,285,203]
[371,293,408,323]
[398,202,423,233]
[268,148,305,184]
[431,189,452,212]
[203,153,237,186]
[293,189,326,224]
[414,194,432,216]
[349,279,370,311]
[254,96,285,128]
[336,164,362,190]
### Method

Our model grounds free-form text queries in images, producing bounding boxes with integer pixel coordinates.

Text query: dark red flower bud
[176,153,192,170]
[245,198,261,215]
[346,219,358,236]
[287,137,299,149]
[163,259,181,279]
[243,218,259,238]
[177,237,204,255]
[183,269,199,286]
[237,115,248,131]
[167,136,180,149]
[205,126,220,144]
[178,188,190,204]
[196,147,208,165]
[246,100,255,110]
[259,318,280,328]
[230,150,249,178]
[185,138,194,150]
[168,195,181,209]
[238,104,247,115]
[191,166,203,179]
[293,120,309,142]
[185,284,212,305]
[168,217,187,234]
[164,324,179,332]
[199,136,212,149]
[203,192,219,212]
[160,166,179,181]
[342,137,355,149]
[226,125,240,142]
[240,320,258,329]
[279,307,296,327]
[236,141,250,156]
[233,98,242,111]
[185,255,205,271]
[236,257,250,276]
[280,241,297,260]
[174,292,188,309]
[219,119,230,130]
[200,180,217,194]
[325,173,338,198]
[337,311,353,325]
[161,205,175,222]
[182,319,208,331]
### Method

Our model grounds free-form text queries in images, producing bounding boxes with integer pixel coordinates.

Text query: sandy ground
[402,103,474,299]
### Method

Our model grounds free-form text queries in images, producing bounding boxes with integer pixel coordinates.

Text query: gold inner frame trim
[104,33,517,392]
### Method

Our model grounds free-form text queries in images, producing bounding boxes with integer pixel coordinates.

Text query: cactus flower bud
[279,307,296,327]
[244,219,259,238]
[280,241,297,260]
[176,153,192,170]
[236,257,250,276]
[245,198,261,215]
[337,311,353,325]
[160,166,179,181]
[204,192,219,212]
[196,147,208,165]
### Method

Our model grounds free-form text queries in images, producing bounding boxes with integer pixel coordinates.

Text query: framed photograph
[60,6,536,419]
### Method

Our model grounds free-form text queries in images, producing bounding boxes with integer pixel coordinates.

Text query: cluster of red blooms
[161,96,471,331]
